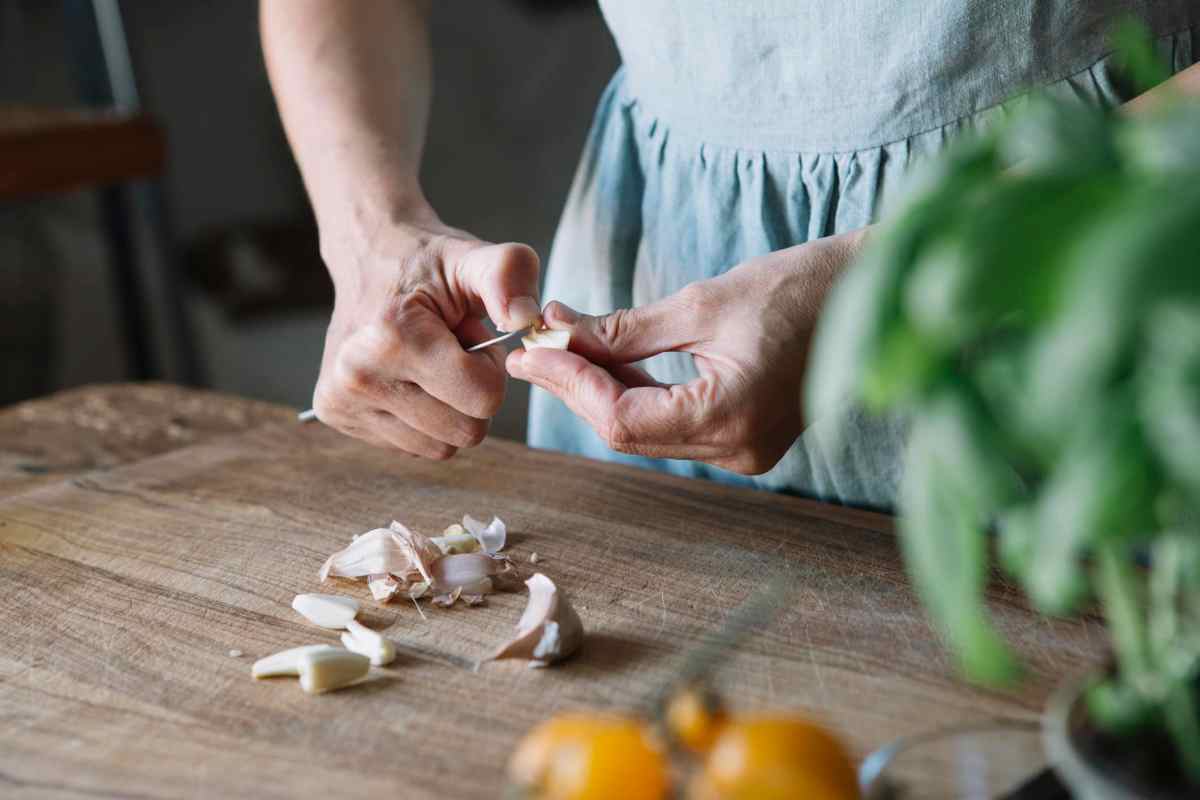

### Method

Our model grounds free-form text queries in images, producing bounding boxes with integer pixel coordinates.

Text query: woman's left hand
[506,232,863,475]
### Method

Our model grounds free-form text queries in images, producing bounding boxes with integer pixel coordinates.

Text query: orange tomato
[689,714,861,800]
[508,713,671,800]
[665,685,730,754]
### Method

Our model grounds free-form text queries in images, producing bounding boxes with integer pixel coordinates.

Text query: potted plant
[806,36,1200,798]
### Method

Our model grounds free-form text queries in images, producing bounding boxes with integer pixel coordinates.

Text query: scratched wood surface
[0,386,1105,798]
[0,383,292,501]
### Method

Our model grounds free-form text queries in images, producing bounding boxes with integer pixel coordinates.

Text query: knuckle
[459,419,489,448]
[597,309,630,354]
[495,242,540,279]
[428,443,458,461]
[334,351,375,395]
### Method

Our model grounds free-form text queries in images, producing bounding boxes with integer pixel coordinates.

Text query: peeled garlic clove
[292,593,360,629]
[462,514,507,554]
[492,573,583,666]
[368,573,401,603]
[432,529,480,555]
[297,648,370,694]
[522,327,570,351]
[252,644,340,678]
[340,619,396,666]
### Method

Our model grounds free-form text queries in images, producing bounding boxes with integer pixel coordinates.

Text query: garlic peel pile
[292,593,360,629]
[340,619,396,666]
[492,573,583,667]
[318,527,413,582]
[321,515,513,606]
[522,327,570,351]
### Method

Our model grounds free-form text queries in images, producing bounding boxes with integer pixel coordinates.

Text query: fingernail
[547,302,579,325]
[506,350,526,376]
[506,296,541,331]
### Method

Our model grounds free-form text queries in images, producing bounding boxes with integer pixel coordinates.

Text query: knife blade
[297,327,529,423]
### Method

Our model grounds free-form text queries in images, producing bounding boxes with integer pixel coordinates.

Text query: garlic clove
[340,619,396,666]
[431,529,480,555]
[319,522,441,586]
[297,648,370,694]
[462,514,507,554]
[430,553,504,593]
[522,327,570,351]
[491,573,583,666]
[318,528,410,582]
[252,644,340,678]
[292,593,360,629]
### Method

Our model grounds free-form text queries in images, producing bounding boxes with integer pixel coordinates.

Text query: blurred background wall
[0,1,619,441]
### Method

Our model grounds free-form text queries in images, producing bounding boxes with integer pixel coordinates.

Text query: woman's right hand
[312,210,542,459]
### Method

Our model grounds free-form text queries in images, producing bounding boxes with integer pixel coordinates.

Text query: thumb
[541,296,696,365]
[456,242,542,332]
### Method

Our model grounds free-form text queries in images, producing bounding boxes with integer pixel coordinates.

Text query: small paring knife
[296,327,529,423]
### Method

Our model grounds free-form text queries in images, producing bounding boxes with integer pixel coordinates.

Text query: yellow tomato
[689,714,861,800]
[665,685,729,754]
[508,713,670,800]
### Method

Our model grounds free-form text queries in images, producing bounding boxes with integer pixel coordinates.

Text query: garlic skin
[462,515,507,554]
[318,522,440,587]
[368,573,402,602]
[522,328,570,351]
[291,593,360,629]
[297,648,370,694]
[340,620,396,666]
[252,645,340,678]
[491,573,584,666]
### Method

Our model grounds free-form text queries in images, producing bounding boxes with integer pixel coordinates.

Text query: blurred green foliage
[806,40,1200,778]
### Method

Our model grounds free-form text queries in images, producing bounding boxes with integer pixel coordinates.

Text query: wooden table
[0,384,1105,798]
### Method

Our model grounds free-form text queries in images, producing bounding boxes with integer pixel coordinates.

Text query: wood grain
[0,387,1106,799]
[0,383,292,501]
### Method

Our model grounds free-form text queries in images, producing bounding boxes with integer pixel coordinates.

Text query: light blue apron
[530,0,1199,510]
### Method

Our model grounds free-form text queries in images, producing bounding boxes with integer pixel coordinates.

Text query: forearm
[260,0,435,256]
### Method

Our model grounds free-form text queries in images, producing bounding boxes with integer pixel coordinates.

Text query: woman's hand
[265,2,545,459]
[507,232,863,474]
[313,211,542,458]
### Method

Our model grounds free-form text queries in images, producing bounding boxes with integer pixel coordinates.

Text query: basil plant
[806,77,1200,773]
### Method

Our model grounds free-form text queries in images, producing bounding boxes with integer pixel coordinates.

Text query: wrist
[316,185,439,272]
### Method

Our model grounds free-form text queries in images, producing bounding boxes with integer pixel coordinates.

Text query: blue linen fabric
[530,1,1199,510]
